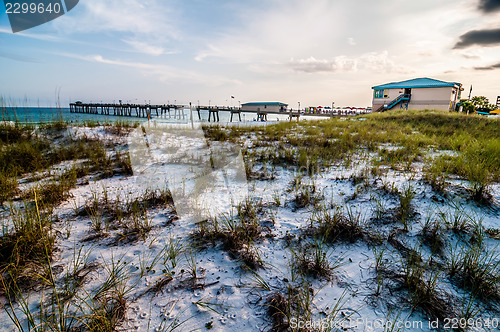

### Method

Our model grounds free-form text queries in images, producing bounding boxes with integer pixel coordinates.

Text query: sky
[0,0,499,108]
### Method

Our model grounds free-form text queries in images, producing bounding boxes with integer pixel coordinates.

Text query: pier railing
[69,102,365,122]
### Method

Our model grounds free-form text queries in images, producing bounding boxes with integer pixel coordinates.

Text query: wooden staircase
[375,94,411,112]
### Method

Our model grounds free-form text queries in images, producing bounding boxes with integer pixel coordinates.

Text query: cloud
[454,28,500,48]
[194,42,266,63]
[56,0,176,35]
[61,53,240,86]
[288,56,356,73]
[53,0,180,55]
[0,51,40,63]
[474,62,500,70]
[478,0,500,13]
[287,51,410,74]
[459,53,481,59]
[122,40,177,56]
[194,0,355,64]
[0,27,63,42]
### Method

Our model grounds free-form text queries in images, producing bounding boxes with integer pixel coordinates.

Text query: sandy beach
[0,110,499,331]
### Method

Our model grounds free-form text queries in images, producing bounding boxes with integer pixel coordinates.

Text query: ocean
[0,106,328,125]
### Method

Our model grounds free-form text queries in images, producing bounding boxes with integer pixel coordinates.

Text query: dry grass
[1,110,499,330]
[0,201,55,291]
[78,188,173,243]
[449,242,500,303]
[307,206,364,243]
[191,198,266,269]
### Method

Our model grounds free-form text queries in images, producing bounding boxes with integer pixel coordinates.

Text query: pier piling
[69,102,314,122]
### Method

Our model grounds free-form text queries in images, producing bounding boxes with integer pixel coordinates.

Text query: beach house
[241,102,288,112]
[371,78,463,112]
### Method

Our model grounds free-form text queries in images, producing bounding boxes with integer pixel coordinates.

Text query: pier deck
[70,102,364,122]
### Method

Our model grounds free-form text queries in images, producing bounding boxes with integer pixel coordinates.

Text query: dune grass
[225,110,499,201]
[0,197,55,293]
[0,122,136,206]
[449,241,500,302]
[78,188,173,243]
[307,205,365,243]
[191,198,265,269]
[1,110,498,330]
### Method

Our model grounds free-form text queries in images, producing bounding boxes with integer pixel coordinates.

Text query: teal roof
[242,102,288,106]
[372,78,461,90]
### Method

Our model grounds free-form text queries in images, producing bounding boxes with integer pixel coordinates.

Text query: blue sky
[1,0,499,107]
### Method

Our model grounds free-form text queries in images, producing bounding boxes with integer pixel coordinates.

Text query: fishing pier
[69,102,306,122]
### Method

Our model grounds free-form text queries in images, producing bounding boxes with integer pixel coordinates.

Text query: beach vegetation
[191,204,264,269]
[1,109,499,330]
[449,241,500,302]
[290,237,343,280]
[0,200,54,291]
[307,205,364,243]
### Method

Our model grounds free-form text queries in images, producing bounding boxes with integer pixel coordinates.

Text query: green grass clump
[39,119,68,131]
[289,175,323,209]
[449,243,500,302]
[266,283,314,331]
[308,206,364,243]
[223,110,499,195]
[78,188,173,243]
[192,199,264,269]
[83,260,130,332]
[0,173,18,204]
[0,123,35,144]
[290,237,343,280]
[265,281,353,332]
[102,120,140,136]
[118,203,152,242]
[426,139,499,201]
[0,122,134,204]
[0,140,49,175]
[2,245,130,332]
[202,125,230,141]
[0,124,105,177]
[397,185,415,231]
[420,219,446,256]
[28,168,78,207]
[397,246,451,321]
[0,201,55,290]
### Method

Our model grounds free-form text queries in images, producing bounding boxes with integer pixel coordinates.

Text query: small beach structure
[241,102,288,113]
[241,102,288,121]
[371,78,463,112]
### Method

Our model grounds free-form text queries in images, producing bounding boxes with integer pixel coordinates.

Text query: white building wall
[409,87,454,110]
[372,88,404,110]
[372,87,458,111]
[241,104,286,112]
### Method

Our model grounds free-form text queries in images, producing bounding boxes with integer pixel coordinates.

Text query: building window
[374,89,387,99]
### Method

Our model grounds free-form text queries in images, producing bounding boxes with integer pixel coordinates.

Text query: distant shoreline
[0,106,370,125]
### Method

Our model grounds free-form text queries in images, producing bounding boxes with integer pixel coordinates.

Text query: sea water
[0,106,320,125]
